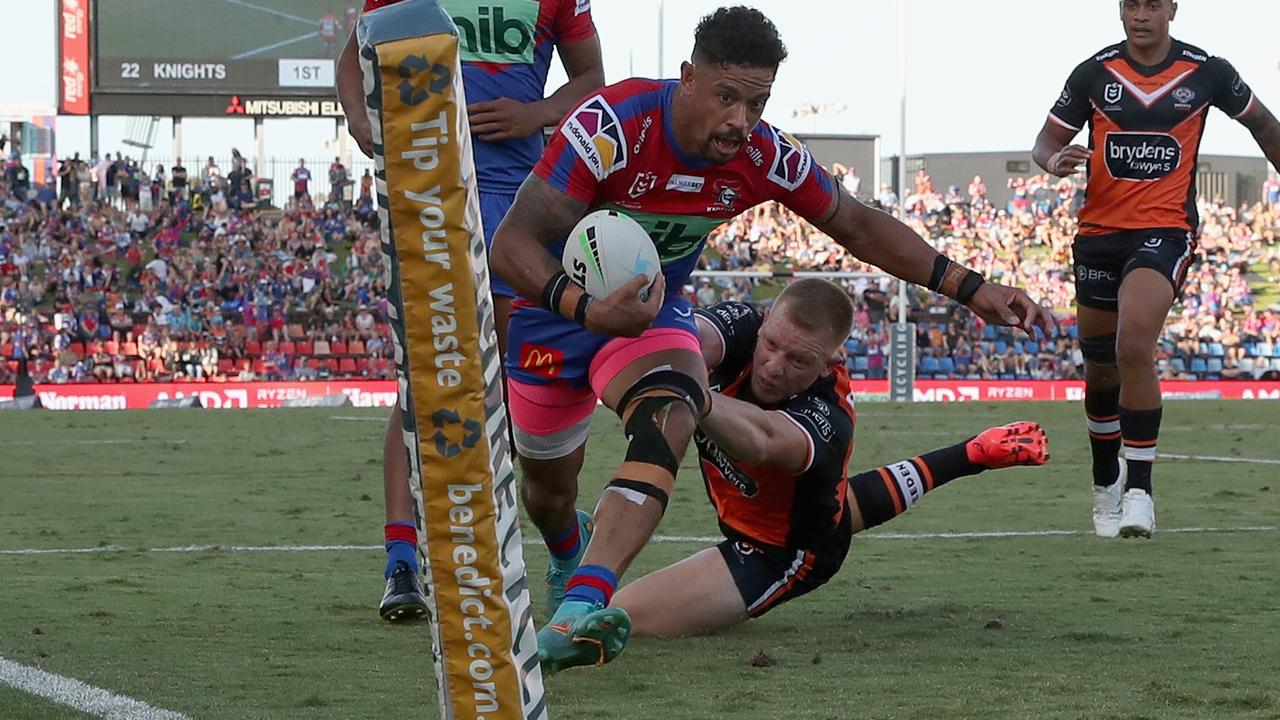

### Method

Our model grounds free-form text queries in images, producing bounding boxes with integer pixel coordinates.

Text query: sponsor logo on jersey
[611,208,723,262]
[665,173,704,193]
[575,0,590,15]
[745,144,765,167]
[1104,132,1182,180]
[444,0,539,65]
[632,115,653,153]
[1232,73,1247,97]
[1095,48,1121,62]
[1103,82,1123,105]
[561,94,627,181]
[794,404,835,443]
[629,172,658,198]
[1056,86,1072,107]
[1181,48,1208,62]
[1172,86,1195,108]
[766,130,812,192]
[695,431,760,497]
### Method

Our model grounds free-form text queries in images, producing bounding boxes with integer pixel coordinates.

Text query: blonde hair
[773,278,855,348]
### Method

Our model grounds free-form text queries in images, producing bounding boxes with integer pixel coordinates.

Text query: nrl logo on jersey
[766,129,812,191]
[1103,83,1123,105]
[629,172,658,198]
[561,94,628,181]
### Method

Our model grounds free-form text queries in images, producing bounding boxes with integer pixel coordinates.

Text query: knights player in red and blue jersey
[489,7,1054,673]
[336,0,605,621]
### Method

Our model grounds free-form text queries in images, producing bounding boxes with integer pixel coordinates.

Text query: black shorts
[717,538,847,618]
[1072,228,1196,312]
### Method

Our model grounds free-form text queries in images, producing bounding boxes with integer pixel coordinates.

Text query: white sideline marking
[2,527,1276,556]
[0,656,192,720]
[231,31,319,59]
[0,439,188,447]
[329,415,386,423]
[220,0,314,24]
[1162,453,1280,466]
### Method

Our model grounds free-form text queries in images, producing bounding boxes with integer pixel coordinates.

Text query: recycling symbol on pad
[430,408,482,458]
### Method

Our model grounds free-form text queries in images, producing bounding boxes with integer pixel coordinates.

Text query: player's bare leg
[537,348,707,674]
[1078,304,1126,537]
[612,548,747,638]
[379,405,428,621]
[615,423,1048,639]
[1113,269,1174,537]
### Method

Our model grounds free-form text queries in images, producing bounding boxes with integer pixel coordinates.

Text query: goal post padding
[358,2,545,718]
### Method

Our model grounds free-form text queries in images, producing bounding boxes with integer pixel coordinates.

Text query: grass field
[1,401,1278,719]
[97,0,356,62]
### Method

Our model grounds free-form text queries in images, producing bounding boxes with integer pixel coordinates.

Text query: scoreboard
[63,0,361,116]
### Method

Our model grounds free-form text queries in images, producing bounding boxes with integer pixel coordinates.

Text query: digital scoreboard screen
[94,0,360,94]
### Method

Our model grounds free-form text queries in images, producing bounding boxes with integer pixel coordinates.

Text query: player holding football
[490,6,1054,672]
[336,0,605,620]
[595,281,1048,651]
[1032,0,1280,538]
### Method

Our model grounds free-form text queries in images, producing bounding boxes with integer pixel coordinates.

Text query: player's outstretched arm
[697,392,810,474]
[1032,119,1090,177]
[336,28,373,158]
[814,188,1055,337]
[492,175,662,337]
[1238,101,1280,174]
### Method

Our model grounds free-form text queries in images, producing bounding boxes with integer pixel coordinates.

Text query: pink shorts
[507,327,700,438]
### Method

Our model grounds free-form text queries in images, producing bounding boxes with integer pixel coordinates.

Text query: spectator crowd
[4,151,1280,386]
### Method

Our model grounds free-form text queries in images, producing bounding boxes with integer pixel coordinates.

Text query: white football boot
[1119,488,1155,539]
[1091,458,1125,538]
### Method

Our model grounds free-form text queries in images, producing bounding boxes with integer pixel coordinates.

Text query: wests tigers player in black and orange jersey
[610,280,1049,638]
[1032,0,1280,539]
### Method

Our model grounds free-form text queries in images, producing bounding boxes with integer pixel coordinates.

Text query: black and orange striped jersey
[693,302,856,554]
[1049,40,1256,236]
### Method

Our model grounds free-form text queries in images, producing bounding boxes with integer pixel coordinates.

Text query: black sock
[1085,386,1122,487]
[1120,406,1161,495]
[848,442,981,530]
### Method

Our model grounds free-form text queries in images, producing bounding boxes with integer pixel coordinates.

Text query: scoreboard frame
[60,0,346,118]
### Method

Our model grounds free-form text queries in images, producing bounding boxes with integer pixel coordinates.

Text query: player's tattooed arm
[1239,100,1280,175]
[490,174,588,301]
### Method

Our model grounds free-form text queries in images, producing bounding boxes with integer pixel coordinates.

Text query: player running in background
[320,10,341,56]
[1032,0,1280,538]
[597,282,1048,650]
[335,0,605,621]
[490,6,1054,672]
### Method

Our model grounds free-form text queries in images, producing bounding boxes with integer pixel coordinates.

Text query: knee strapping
[1079,333,1118,366]
[605,370,707,513]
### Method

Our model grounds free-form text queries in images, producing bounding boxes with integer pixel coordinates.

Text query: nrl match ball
[562,209,661,300]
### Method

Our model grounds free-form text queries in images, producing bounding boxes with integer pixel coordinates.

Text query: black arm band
[956,271,986,304]
[541,271,571,314]
[927,255,951,292]
[573,293,593,325]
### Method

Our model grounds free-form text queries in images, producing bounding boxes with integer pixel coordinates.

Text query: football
[562,209,661,300]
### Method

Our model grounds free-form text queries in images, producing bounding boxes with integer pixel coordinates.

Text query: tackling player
[490,6,1054,671]
[1032,0,1280,538]
[336,0,605,621]
[596,281,1048,653]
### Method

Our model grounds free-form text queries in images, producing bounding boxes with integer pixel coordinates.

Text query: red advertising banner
[0,381,397,410]
[60,0,91,114]
[4,380,1280,411]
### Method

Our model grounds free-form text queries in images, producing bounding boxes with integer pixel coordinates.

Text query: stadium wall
[5,379,1280,410]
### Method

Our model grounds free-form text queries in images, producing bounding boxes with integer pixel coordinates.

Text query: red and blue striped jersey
[533,78,837,294]
[364,0,596,192]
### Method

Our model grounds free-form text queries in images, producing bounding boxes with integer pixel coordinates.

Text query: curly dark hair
[692,6,788,70]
